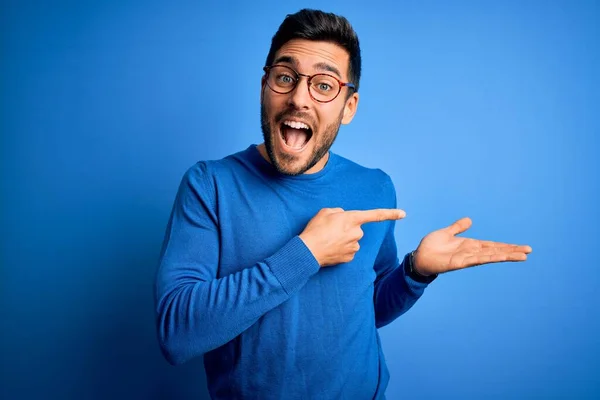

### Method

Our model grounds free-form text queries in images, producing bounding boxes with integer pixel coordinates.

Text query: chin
[270,146,313,176]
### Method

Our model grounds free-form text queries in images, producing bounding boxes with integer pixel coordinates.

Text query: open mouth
[279,120,313,152]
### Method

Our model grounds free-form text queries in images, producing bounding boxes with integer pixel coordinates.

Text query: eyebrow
[273,55,343,79]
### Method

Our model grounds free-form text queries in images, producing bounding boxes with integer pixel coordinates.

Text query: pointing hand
[300,208,405,267]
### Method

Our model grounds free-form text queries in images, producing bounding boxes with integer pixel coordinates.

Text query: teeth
[283,120,310,130]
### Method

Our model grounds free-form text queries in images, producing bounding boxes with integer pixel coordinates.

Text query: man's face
[260,39,359,176]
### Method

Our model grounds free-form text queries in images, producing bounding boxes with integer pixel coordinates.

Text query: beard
[260,102,344,176]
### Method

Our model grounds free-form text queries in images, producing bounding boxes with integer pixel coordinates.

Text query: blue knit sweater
[154,145,432,399]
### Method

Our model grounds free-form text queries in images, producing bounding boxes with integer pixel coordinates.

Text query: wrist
[406,250,437,283]
[298,234,323,267]
[411,251,432,276]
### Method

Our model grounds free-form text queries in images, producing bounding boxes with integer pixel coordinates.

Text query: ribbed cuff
[266,236,321,294]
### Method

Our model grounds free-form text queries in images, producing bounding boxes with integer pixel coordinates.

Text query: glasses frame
[263,64,356,103]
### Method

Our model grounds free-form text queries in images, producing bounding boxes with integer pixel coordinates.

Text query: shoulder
[182,146,253,186]
[176,149,244,202]
[331,152,396,195]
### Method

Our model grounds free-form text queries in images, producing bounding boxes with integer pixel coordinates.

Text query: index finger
[347,209,406,225]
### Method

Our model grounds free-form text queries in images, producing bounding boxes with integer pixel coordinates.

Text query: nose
[287,76,312,110]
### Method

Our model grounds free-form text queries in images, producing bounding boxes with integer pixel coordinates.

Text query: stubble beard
[260,102,343,176]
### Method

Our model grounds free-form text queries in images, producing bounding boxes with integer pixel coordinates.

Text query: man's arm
[372,175,436,329]
[372,219,436,329]
[154,163,320,365]
[371,174,532,328]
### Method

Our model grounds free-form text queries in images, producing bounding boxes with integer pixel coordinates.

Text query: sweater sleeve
[372,175,432,329]
[154,163,320,365]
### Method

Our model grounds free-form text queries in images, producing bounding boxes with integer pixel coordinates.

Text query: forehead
[273,39,350,79]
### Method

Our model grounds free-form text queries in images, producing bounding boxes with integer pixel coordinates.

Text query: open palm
[413,217,532,276]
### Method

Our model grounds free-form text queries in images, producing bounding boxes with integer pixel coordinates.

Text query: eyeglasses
[263,65,356,103]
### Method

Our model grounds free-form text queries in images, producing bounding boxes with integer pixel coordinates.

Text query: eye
[318,83,332,92]
[312,76,337,94]
[276,74,295,85]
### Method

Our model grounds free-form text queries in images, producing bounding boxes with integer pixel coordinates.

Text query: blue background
[2,0,599,398]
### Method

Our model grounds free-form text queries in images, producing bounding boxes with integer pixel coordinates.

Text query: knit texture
[155,145,432,399]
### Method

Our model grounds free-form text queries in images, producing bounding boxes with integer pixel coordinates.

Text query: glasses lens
[309,74,341,102]
[268,66,297,93]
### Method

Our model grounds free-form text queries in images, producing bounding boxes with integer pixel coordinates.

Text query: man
[154,9,532,399]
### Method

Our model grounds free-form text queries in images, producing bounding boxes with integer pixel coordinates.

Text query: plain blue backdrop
[2,0,599,399]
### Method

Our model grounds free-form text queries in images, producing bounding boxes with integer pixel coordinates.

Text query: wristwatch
[405,250,438,284]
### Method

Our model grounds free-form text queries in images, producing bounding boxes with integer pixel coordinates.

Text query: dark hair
[265,9,362,93]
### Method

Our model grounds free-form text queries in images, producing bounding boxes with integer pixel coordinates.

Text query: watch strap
[405,251,438,284]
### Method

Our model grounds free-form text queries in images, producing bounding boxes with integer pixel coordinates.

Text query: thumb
[318,207,344,215]
[446,217,472,236]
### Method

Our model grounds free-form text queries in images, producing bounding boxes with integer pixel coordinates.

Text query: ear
[341,92,359,125]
